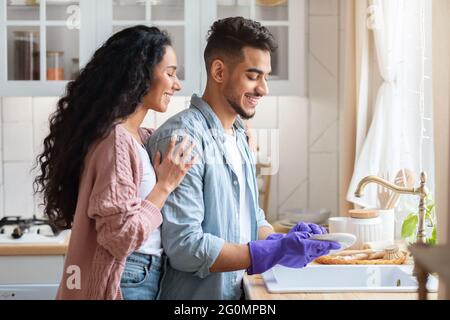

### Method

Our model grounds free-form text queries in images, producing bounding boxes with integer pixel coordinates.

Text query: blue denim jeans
[120,252,162,300]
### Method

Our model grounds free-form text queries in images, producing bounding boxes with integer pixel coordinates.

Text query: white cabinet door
[0,0,305,97]
[0,0,96,96]
[0,255,65,284]
[203,0,306,96]
[98,0,201,96]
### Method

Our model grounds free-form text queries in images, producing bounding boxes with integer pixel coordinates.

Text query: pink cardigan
[56,124,163,300]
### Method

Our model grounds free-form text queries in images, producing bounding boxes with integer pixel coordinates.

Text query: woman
[34,26,194,300]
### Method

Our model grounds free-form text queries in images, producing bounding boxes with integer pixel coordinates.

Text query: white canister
[348,209,383,249]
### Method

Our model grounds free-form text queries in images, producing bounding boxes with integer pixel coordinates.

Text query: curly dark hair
[204,16,278,73]
[33,25,172,229]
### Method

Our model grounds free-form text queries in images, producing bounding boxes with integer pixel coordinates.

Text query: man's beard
[226,97,256,120]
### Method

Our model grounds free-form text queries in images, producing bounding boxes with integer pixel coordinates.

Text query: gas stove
[0,216,68,244]
[0,216,69,300]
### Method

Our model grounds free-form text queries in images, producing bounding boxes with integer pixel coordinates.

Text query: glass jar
[47,51,64,80]
[13,30,40,80]
[71,58,79,80]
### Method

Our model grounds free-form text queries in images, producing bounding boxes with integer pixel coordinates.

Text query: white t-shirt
[223,130,252,290]
[223,131,252,245]
[134,139,163,256]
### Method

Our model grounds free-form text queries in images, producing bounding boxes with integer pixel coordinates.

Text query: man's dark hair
[204,16,278,74]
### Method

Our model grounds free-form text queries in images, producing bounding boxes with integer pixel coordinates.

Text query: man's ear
[210,59,226,83]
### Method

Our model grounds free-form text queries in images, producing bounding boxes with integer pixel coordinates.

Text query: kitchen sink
[262,264,438,293]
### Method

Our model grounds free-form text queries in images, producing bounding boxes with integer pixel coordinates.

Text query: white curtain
[354,0,371,157]
[347,0,434,222]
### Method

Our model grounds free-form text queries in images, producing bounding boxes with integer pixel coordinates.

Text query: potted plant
[401,194,437,245]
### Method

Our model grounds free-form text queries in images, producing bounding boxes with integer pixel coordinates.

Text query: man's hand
[288,222,327,236]
[247,232,340,275]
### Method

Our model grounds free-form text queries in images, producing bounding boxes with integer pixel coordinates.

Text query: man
[147,17,339,300]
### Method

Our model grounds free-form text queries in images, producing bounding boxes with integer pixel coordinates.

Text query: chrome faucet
[354,172,429,244]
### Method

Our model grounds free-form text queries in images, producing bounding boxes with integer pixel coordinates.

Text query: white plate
[309,233,356,254]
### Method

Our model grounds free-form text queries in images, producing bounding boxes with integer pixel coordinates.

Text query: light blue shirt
[146,94,272,300]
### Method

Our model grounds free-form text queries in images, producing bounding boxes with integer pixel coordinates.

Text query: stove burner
[0,215,60,239]
[12,226,23,239]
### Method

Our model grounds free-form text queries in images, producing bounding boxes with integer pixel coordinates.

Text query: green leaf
[425,226,437,246]
[425,211,434,226]
[431,226,437,245]
[401,214,418,239]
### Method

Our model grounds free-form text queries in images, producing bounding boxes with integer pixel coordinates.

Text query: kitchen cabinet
[0,0,88,96]
[215,0,304,95]
[0,0,305,96]
[107,0,201,96]
[0,230,69,300]
[0,255,64,299]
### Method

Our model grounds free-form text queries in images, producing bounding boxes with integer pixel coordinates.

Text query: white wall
[307,0,341,217]
[249,96,308,222]
[0,97,58,219]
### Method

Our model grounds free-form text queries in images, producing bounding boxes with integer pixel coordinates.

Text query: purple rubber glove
[288,222,328,236]
[265,222,327,241]
[265,230,310,241]
[247,231,340,275]
[265,232,305,241]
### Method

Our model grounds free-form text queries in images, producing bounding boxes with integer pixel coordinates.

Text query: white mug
[328,217,349,234]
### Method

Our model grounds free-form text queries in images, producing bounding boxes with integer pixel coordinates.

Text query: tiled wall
[250,96,309,222]
[306,0,341,218]
[258,0,341,222]
[0,95,309,223]
[0,97,60,219]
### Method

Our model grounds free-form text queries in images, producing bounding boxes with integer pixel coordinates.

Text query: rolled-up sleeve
[256,207,273,231]
[147,136,225,279]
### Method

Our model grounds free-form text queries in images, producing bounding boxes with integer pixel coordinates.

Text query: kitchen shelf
[0,0,84,95]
